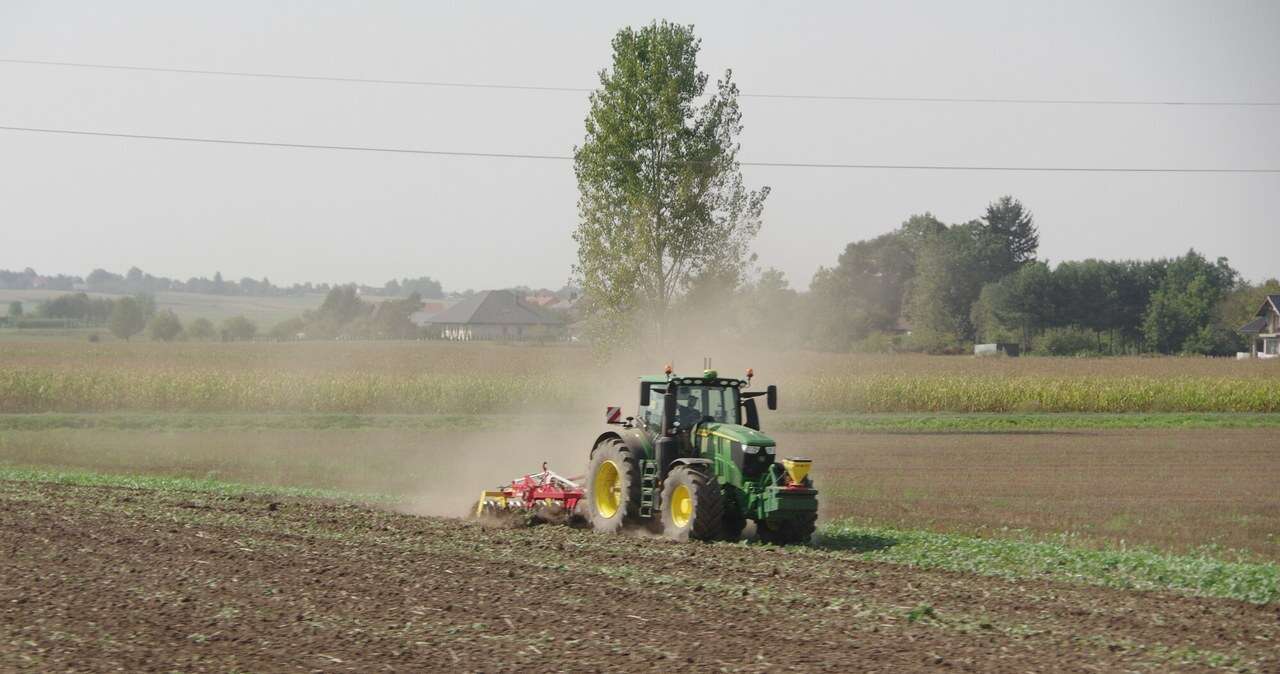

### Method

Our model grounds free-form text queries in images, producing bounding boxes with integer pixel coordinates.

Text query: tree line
[268,285,425,340]
[803,198,1273,355]
[20,285,423,342]
[13,291,258,342]
[0,266,446,299]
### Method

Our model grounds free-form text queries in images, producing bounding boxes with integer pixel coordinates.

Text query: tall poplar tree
[573,21,769,348]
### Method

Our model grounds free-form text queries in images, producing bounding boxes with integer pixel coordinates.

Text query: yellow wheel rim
[670,484,692,528]
[594,460,621,518]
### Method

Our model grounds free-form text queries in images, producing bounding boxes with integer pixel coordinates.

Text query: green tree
[832,227,919,330]
[806,213,944,351]
[981,196,1039,276]
[370,292,423,339]
[108,297,146,341]
[146,310,184,341]
[903,222,992,352]
[981,261,1055,350]
[1141,250,1237,354]
[572,21,769,349]
[741,268,799,347]
[7,301,21,318]
[186,317,216,340]
[1219,278,1280,331]
[220,315,257,342]
[317,285,369,324]
[134,292,157,319]
[970,284,1019,345]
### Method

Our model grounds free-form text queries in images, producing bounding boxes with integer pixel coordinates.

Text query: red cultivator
[474,463,585,519]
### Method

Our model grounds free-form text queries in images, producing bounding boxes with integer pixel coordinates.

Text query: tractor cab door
[639,383,666,435]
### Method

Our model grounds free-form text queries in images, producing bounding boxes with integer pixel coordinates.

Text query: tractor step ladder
[639,459,658,518]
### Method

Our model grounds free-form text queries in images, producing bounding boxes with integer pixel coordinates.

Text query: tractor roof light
[664,363,673,375]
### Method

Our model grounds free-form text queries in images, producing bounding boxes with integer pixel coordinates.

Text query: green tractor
[585,366,817,543]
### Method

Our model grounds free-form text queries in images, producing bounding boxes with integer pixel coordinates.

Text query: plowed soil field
[2,480,1276,672]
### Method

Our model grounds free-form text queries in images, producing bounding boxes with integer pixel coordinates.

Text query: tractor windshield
[642,382,742,431]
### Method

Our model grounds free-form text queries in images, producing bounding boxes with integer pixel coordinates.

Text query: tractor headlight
[743,445,759,455]
[764,446,776,455]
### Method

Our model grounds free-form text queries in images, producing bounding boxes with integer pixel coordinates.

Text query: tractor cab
[637,367,775,430]
[638,374,742,430]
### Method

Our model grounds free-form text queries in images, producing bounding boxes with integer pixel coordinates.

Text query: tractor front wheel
[659,466,724,542]
[586,437,639,534]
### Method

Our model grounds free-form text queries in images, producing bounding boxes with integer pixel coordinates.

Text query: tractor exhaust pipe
[661,384,678,436]
[656,379,680,479]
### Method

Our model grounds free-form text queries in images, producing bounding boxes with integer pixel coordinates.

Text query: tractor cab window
[674,385,739,426]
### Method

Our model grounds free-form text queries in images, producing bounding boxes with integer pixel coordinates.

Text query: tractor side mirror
[767,385,778,411]
[639,383,650,408]
[662,388,679,435]
[743,398,760,430]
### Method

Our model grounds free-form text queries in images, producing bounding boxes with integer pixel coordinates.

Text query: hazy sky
[3,1,1278,291]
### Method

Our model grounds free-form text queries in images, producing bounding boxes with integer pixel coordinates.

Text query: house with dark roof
[1239,294,1280,358]
[426,289,563,340]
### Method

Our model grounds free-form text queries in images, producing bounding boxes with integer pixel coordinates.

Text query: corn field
[790,375,1280,414]
[2,367,1277,414]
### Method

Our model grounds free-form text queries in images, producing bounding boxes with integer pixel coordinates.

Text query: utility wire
[2,57,1277,107]
[2,124,1277,173]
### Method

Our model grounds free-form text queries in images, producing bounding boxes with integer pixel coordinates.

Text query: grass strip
[819,521,1279,604]
[3,412,1279,433]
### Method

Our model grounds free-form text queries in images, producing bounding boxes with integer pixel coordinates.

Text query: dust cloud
[393,423,599,518]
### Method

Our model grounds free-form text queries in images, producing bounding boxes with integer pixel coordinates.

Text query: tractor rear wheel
[756,511,817,546]
[586,437,639,534]
[659,466,724,542]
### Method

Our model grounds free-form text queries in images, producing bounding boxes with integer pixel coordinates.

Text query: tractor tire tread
[586,436,640,534]
[660,465,724,542]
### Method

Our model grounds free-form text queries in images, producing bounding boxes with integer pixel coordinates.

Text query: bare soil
[4,427,1277,558]
[802,428,1280,558]
[1,480,1276,672]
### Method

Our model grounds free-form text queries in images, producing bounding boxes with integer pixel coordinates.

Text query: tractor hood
[696,422,776,448]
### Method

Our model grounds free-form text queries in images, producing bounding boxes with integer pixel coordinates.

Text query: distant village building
[1239,294,1280,359]
[427,290,563,340]
[408,301,448,328]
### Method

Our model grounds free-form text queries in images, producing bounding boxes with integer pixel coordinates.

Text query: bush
[269,317,307,341]
[1035,328,1101,357]
[1180,325,1243,356]
[186,318,216,341]
[851,332,898,354]
[220,315,257,342]
[146,310,183,342]
[108,298,145,341]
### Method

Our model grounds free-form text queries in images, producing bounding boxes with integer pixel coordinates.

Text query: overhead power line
[2,124,1277,173]
[2,57,1277,107]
